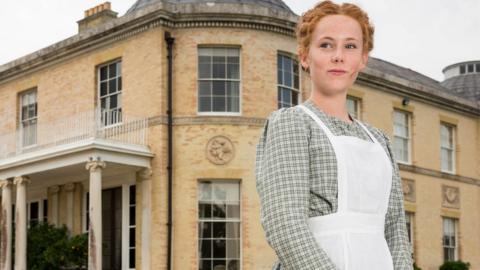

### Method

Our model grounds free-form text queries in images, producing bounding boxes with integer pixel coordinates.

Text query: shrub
[439,260,471,270]
[27,222,87,270]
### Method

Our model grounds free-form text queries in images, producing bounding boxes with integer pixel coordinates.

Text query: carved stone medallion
[442,185,460,209]
[402,179,416,202]
[206,135,235,165]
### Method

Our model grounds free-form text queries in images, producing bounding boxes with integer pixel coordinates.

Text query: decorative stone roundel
[442,185,460,209]
[206,135,235,165]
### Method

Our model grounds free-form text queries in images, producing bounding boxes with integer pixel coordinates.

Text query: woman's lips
[328,69,347,76]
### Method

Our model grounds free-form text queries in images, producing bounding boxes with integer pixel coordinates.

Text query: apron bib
[298,104,394,270]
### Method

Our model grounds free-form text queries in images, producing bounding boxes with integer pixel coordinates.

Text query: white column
[0,179,13,270]
[139,168,152,270]
[85,158,106,270]
[64,183,75,234]
[14,176,30,270]
[48,185,60,226]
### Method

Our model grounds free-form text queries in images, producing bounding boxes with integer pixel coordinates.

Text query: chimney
[77,2,118,33]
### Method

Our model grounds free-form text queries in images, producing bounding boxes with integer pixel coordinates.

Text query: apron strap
[355,121,381,145]
[297,104,335,140]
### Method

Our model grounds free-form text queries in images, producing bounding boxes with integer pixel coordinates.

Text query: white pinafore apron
[297,104,394,270]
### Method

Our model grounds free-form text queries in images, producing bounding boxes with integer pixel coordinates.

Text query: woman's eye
[345,44,357,49]
[319,43,332,48]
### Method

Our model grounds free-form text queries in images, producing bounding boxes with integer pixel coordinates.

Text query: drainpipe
[164,31,175,270]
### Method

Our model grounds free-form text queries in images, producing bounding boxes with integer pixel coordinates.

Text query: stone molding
[13,176,30,186]
[85,159,107,173]
[399,163,480,187]
[48,185,60,195]
[0,179,12,189]
[64,183,76,192]
[138,168,153,181]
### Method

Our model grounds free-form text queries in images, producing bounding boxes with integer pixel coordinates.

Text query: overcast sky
[0,0,478,81]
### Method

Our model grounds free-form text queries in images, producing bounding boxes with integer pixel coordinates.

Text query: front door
[102,187,122,270]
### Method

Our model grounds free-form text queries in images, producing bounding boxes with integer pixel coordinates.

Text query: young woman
[255,1,413,269]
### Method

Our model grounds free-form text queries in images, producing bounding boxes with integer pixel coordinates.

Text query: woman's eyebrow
[316,36,359,42]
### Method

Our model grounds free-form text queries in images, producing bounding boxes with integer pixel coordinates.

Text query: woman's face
[300,14,368,96]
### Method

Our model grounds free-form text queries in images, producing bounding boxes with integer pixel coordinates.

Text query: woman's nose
[331,48,344,63]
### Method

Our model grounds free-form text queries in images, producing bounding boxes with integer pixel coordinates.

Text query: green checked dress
[255,99,413,270]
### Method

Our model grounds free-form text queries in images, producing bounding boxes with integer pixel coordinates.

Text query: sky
[0,0,478,81]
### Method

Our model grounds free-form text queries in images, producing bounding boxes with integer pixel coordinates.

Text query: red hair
[296,0,375,56]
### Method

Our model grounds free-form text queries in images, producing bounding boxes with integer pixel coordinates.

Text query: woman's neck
[308,92,352,123]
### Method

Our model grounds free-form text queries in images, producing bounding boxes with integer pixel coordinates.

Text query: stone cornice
[148,115,266,127]
[357,69,480,116]
[399,163,480,187]
[0,2,297,84]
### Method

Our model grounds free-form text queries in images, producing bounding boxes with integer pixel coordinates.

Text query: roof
[126,0,295,15]
[441,74,480,100]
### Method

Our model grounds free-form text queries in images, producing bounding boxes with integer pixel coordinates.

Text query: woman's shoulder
[267,105,312,131]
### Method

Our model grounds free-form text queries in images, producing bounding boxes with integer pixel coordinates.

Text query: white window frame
[346,96,361,120]
[197,46,242,116]
[440,122,456,174]
[83,184,136,270]
[197,180,242,270]
[277,52,300,109]
[27,198,47,228]
[393,110,412,164]
[97,59,123,127]
[442,217,458,262]
[19,89,38,148]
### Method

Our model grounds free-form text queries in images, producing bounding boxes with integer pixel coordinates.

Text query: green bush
[414,261,422,270]
[27,222,87,270]
[439,260,471,270]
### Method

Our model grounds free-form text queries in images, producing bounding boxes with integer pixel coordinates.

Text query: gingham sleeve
[380,131,414,270]
[255,108,337,270]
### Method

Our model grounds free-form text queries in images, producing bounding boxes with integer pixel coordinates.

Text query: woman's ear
[359,51,369,70]
[299,48,310,72]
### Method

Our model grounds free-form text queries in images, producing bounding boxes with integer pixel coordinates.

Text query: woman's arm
[255,108,337,270]
[381,132,414,270]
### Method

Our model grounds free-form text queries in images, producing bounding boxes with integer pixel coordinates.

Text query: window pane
[199,81,212,97]
[100,82,108,96]
[199,239,212,258]
[212,81,226,96]
[226,239,240,259]
[118,77,122,91]
[109,79,117,94]
[227,63,239,79]
[30,202,39,219]
[200,259,212,270]
[213,260,226,269]
[110,95,118,109]
[227,259,240,270]
[130,185,136,205]
[213,240,226,258]
[212,97,226,111]
[226,96,239,113]
[109,63,117,77]
[129,227,135,247]
[226,82,239,97]
[284,71,292,87]
[199,222,212,238]
[100,66,108,80]
[199,182,212,201]
[212,203,226,219]
[225,222,240,238]
[213,222,226,238]
[129,248,135,268]
[226,204,240,219]
[468,64,474,72]
[199,62,212,79]
[199,97,212,112]
[199,204,212,218]
[129,206,135,225]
